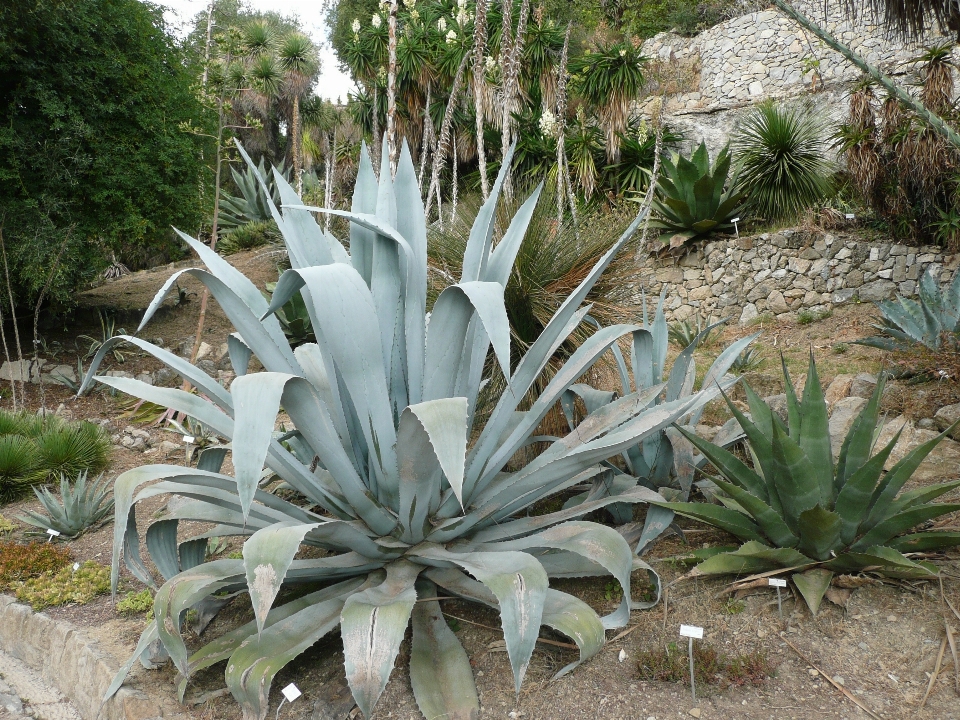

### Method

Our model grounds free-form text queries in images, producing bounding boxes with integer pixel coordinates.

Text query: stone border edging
[0,594,167,720]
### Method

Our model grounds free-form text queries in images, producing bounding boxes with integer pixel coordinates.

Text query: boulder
[848,373,878,398]
[874,415,960,483]
[824,374,854,406]
[934,403,960,439]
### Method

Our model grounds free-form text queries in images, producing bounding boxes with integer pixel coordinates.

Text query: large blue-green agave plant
[85,141,730,720]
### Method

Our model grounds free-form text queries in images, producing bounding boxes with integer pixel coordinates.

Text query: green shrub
[732,101,834,222]
[218,220,281,255]
[36,424,110,480]
[0,514,15,534]
[797,308,833,325]
[0,541,72,588]
[650,142,746,246]
[14,560,110,610]
[116,589,154,616]
[654,354,960,614]
[0,436,45,501]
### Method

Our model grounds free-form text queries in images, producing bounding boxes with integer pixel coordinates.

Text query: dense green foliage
[650,142,745,244]
[0,0,214,305]
[733,101,834,222]
[14,560,111,610]
[655,355,960,614]
[856,266,960,351]
[0,411,110,500]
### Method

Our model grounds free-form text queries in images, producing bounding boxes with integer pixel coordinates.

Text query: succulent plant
[561,292,756,552]
[654,354,960,615]
[650,141,746,246]
[218,158,290,229]
[856,267,960,352]
[18,471,115,538]
[85,141,717,720]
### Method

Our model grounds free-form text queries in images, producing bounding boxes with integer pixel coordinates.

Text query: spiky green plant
[856,267,960,351]
[218,220,281,255]
[0,436,45,501]
[653,354,960,615]
[18,472,114,538]
[649,142,745,246]
[732,101,834,222]
[561,293,756,552]
[86,141,719,720]
[219,158,290,229]
[263,281,315,347]
[668,312,724,349]
[35,424,111,480]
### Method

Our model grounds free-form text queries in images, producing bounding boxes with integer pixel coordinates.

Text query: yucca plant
[0,436,45,502]
[732,101,834,222]
[654,354,960,615]
[649,142,746,246]
[87,141,718,720]
[856,266,960,351]
[18,472,114,538]
[35,424,111,480]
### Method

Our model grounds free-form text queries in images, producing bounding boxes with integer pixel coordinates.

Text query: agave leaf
[96,377,232,437]
[652,291,668,384]
[710,478,797,548]
[349,142,378,284]
[410,584,480,720]
[889,478,960,512]
[226,586,357,720]
[475,521,632,629]
[852,503,960,550]
[796,505,842,561]
[862,424,955,532]
[826,545,936,576]
[542,588,607,678]
[341,560,421,718]
[272,168,342,268]
[243,522,322,633]
[792,568,834,615]
[462,143,517,282]
[650,501,765,542]
[797,355,833,505]
[484,181,544,287]
[634,505,676,556]
[413,546,547,692]
[833,429,902,545]
[424,281,511,400]
[104,620,160,702]
[227,333,253,376]
[146,519,181,581]
[888,532,960,552]
[695,540,811,574]
[398,398,467,540]
[835,377,884,489]
[720,391,783,517]
[769,422,820,530]
[154,559,245,676]
[675,426,768,501]
[689,331,757,423]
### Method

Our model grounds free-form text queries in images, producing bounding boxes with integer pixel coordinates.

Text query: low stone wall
[635,230,959,323]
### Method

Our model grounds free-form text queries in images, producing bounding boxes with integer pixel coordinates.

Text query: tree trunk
[425,53,470,219]
[293,94,303,196]
[387,0,399,175]
[499,0,531,199]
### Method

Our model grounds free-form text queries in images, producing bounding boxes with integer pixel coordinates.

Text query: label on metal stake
[679,624,704,639]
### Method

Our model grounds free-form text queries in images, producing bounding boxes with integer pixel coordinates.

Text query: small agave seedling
[18,471,114,538]
[83,141,722,720]
[654,354,960,615]
[561,292,756,552]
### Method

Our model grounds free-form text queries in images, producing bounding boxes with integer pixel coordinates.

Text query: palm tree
[278,31,320,192]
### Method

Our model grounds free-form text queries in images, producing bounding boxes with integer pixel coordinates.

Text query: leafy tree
[0,0,214,306]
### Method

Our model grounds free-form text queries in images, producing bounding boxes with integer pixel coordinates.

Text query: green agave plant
[219,158,290,229]
[654,354,960,615]
[84,141,720,720]
[562,292,755,552]
[856,266,960,351]
[18,471,114,538]
[650,141,746,246]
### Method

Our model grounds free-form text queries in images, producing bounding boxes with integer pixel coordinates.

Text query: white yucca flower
[538,109,558,138]
[456,8,469,24]
[619,48,627,57]
[352,18,361,33]
[445,29,458,43]
[437,16,447,31]
[636,119,650,144]
[372,13,382,27]
[485,55,497,71]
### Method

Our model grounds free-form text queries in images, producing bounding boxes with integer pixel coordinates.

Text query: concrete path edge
[0,594,167,720]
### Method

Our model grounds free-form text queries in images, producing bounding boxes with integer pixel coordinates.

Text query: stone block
[849,373,878,398]
[767,290,789,313]
[824,374,854,406]
[859,279,896,302]
[829,397,869,456]
[935,403,960,439]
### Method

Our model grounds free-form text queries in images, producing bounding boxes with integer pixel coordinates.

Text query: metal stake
[688,635,696,701]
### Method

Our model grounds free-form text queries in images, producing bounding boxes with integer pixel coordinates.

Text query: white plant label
[845,213,855,219]
[768,578,787,588]
[679,624,704,639]
[46,528,61,537]
[281,684,301,703]
[731,217,741,224]
[73,562,80,572]
[183,435,196,444]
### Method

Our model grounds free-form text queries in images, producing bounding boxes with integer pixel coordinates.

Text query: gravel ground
[0,649,81,720]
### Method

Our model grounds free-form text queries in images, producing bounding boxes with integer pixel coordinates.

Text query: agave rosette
[655,354,960,614]
[84,141,726,720]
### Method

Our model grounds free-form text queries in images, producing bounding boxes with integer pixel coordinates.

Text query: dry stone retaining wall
[636,231,959,323]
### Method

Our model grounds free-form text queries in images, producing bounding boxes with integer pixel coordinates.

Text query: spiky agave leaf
[653,352,960,614]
